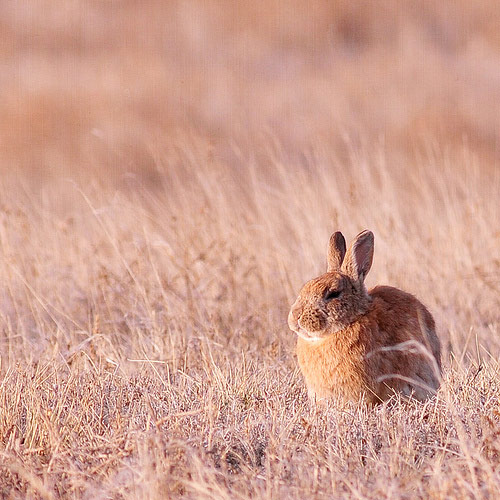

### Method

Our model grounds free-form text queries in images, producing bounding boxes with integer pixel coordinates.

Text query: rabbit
[288,230,441,404]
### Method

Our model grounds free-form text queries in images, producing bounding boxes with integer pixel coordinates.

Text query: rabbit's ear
[342,230,374,282]
[327,231,347,271]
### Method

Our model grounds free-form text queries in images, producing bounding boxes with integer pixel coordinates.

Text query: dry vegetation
[1,1,500,498]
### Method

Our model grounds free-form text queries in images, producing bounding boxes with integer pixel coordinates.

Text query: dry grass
[1,1,500,498]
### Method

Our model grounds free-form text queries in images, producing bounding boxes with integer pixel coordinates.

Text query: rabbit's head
[288,230,374,341]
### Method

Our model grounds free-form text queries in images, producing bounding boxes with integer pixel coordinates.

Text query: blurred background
[2,0,500,186]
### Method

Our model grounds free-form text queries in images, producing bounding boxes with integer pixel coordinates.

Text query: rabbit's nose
[297,311,308,329]
[288,301,301,320]
[298,307,325,332]
[288,307,299,328]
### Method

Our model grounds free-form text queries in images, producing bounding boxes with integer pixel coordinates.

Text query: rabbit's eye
[324,289,342,301]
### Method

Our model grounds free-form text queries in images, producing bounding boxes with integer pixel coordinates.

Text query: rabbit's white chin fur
[293,326,324,342]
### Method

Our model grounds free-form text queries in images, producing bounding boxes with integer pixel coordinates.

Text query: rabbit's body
[289,231,441,404]
[297,285,440,403]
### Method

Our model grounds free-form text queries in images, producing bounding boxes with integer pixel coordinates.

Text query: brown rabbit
[288,230,441,404]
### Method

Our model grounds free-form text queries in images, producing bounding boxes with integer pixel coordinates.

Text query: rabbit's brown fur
[289,230,441,404]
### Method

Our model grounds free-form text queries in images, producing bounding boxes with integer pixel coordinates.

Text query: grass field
[1,1,500,498]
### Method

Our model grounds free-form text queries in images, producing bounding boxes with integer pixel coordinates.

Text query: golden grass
[1,1,500,498]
